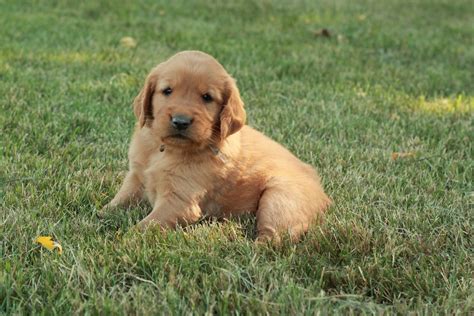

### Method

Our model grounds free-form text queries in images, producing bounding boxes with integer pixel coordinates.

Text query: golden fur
[102,51,331,241]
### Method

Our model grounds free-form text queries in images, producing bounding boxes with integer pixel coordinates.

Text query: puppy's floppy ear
[219,78,246,140]
[133,69,158,127]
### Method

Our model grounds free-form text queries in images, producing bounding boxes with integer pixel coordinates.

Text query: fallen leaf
[35,236,63,254]
[391,152,416,160]
[314,28,331,38]
[120,36,137,48]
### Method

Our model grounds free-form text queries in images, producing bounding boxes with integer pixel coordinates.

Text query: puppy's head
[133,51,246,150]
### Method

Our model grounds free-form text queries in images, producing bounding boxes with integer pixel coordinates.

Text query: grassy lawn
[1,0,473,314]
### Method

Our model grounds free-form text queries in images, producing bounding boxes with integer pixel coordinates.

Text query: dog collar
[158,144,227,163]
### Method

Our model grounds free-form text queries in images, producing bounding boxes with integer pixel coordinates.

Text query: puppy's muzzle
[171,114,193,131]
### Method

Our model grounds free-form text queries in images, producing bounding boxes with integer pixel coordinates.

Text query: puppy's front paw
[255,227,282,245]
[255,234,281,246]
[134,220,148,231]
[97,203,115,218]
[134,218,156,231]
[134,218,168,232]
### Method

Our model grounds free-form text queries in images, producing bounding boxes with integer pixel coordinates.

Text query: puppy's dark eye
[162,87,172,96]
[202,93,213,103]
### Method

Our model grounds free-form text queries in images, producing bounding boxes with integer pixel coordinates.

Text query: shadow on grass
[97,202,149,233]
[97,204,259,241]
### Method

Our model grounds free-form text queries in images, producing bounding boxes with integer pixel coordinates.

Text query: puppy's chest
[140,152,262,216]
[142,152,228,204]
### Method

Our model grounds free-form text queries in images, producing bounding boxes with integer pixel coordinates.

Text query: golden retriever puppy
[102,51,331,241]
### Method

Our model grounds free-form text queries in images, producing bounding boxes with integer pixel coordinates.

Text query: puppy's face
[133,51,246,150]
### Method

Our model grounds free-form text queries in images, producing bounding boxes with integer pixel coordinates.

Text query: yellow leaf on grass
[35,236,63,254]
[391,152,416,160]
[120,36,137,48]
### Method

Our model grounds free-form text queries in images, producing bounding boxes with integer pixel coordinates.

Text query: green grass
[1,0,473,314]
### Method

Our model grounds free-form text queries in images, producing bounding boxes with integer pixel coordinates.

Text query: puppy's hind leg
[100,171,144,215]
[256,178,330,243]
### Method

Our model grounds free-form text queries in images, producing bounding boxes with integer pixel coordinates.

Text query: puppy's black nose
[171,115,192,131]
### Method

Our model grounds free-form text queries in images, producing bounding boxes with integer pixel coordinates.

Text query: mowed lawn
[1,0,473,314]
